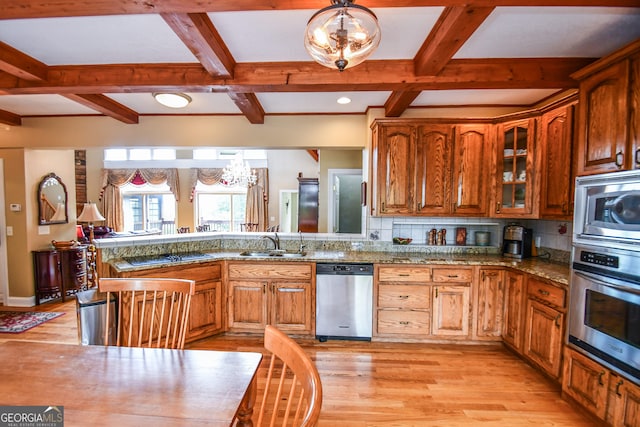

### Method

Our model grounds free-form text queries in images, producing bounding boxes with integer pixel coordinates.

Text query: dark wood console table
[33,246,88,304]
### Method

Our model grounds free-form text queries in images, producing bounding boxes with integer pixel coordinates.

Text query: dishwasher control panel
[316,263,374,275]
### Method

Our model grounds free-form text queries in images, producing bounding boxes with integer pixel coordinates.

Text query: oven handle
[573,270,640,296]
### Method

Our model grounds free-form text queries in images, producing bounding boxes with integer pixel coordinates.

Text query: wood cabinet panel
[524,299,564,378]
[377,309,430,335]
[33,247,88,304]
[432,285,470,337]
[374,124,415,215]
[577,60,630,174]
[432,268,473,283]
[271,281,313,332]
[540,104,575,218]
[228,280,268,331]
[415,125,453,215]
[378,284,430,310]
[527,277,566,308]
[476,268,504,339]
[228,263,312,280]
[452,124,490,216]
[562,347,610,420]
[609,375,640,427]
[377,266,431,283]
[502,270,525,351]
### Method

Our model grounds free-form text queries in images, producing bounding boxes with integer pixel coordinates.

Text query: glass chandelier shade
[304,0,381,72]
[221,157,257,187]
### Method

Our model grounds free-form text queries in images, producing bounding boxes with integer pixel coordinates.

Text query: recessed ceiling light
[152,93,192,109]
[337,97,351,105]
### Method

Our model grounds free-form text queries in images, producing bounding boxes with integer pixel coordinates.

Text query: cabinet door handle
[496,202,501,213]
[434,287,438,298]
[398,274,410,277]
[598,371,606,386]
[481,271,485,281]
[279,288,304,293]
[399,321,410,325]
[381,202,385,213]
[615,151,624,168]
[399,295,409,299]
[554,314,561,328]
[615,380,624,396]
[447,274,459,278]
[538,289,550,296]
[417,202,422,211]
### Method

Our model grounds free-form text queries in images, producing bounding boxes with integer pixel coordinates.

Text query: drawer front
[131,263,222,282]
[377,266,431,283]
[527,278,565,308]
[228,263,312,280]
[377,309,430,335]
[378,284,430,310]
[432,268,473,283]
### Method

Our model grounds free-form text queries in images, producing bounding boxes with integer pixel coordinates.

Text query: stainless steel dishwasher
[316,263,373,341]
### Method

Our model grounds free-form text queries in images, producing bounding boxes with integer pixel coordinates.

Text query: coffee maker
[502,225,533,259]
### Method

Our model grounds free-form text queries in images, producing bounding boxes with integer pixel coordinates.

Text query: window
[104,148,176,162]
[195,183,247,232]
[121,182,176,233]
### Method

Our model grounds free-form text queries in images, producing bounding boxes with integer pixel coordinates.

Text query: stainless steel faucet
[261,232,280,250]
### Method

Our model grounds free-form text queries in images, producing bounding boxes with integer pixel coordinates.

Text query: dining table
[0,341,263,426]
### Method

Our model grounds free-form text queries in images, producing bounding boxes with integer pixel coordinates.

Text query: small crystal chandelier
[221,156,257,187]
[304,0,381,72]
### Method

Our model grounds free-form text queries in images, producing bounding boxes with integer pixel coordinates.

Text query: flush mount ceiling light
[304,0,381,72]
[152,93,192,109]
[337,96,352,104]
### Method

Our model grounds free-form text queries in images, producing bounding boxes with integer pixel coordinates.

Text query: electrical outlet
[6,226,13,236]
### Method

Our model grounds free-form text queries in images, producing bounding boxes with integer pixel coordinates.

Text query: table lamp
[77,202,105,242]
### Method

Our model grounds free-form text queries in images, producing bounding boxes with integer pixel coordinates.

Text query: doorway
[0,160,9,305]
[327,169,363,234]
[279,190,299,233]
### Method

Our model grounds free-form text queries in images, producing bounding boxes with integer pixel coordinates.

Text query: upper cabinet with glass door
[493,118,538,217]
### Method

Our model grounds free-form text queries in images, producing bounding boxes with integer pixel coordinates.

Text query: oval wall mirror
[38,173,68,225]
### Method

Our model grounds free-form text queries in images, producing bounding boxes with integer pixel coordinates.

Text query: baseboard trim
[5,295,37,307]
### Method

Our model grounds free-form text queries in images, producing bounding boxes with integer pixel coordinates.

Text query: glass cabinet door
[496,119,536,216]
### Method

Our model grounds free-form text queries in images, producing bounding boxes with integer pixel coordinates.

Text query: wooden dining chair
[98,278,196,350]
[256,325,323,427]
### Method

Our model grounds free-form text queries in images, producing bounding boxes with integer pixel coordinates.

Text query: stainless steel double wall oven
[569,170,640,383]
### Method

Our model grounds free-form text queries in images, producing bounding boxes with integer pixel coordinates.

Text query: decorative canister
[475,231,491,246]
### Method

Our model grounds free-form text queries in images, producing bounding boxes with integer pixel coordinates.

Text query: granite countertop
[110,250,570,285]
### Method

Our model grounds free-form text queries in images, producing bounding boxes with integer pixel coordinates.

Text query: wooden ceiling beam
[0,108,21,126]
[226,92,265,124]
[384,91,422,117]
[0,58,593,94]
[161,12,235,78]
[0,41,48,81]
[414,5,495,76]
[62,93,139,124]
[2,1,638,19]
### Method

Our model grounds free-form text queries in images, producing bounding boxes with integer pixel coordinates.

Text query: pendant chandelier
[304,0,381,72]
[221,157,257,187]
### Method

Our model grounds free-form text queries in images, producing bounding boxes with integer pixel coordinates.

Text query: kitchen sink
[126,252,213,266]
[239,251,306,258]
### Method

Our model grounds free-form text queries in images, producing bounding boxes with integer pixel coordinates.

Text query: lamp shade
[304,0,381,71]
[77,203,105,222]
[49,202,67,222]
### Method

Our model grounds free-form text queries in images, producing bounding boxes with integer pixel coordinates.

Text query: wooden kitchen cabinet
[493,118,537,217]
[539,102,576,219]
[371,123,415,215]
[502,270,525,352]
[452,124,491,216]
[118,262,225,342]
[562,347,610,420]
[227,262,314,336]
[573,40,640,175]
[475,267,504,340]
[371,120,489,217]
[607,374,640,427]
[523,276,566,379]
[375,265,471,339]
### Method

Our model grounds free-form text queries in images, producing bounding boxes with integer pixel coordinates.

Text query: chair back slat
[99,278,195,350]
[255,325,322,427]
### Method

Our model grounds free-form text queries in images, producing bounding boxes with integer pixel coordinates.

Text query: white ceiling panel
[208,7,442,62]
[0,15,197,65]
[0,95,97,115]
[257,92,391,113]
[106,93,242,114]
[413,89,561,106]
[455,7,640,59]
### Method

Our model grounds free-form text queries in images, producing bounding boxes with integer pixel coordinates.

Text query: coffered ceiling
[1,1,639,126]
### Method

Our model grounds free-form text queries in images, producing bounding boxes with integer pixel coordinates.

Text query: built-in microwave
[573,170,640,251]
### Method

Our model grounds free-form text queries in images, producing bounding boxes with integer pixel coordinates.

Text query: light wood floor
[1,300,598,426]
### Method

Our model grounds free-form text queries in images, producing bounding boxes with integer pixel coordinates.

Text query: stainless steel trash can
[76,289,116,345]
